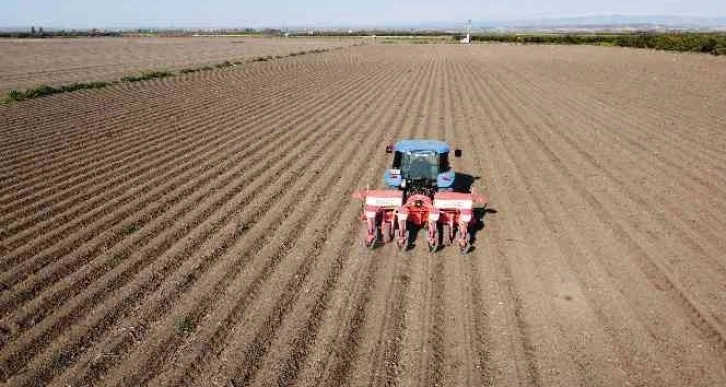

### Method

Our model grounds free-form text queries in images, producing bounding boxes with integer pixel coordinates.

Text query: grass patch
[119,70,173,83]
[175,316,196,335]
[107,254,125,267]
[121,223,139,235]
[251,55,273,62]
[214,60,234,69]
[178,68,201,74]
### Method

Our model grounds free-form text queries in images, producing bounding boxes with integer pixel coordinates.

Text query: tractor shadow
[405,224,423,249]
[452,173,478,193]
[469,207,497,249]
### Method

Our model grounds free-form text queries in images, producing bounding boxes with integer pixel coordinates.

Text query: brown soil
[0,36,362,93]
[0,43,725,387]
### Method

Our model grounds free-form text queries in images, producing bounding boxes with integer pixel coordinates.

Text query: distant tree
[31,26,36,35]
[38,26,43,35]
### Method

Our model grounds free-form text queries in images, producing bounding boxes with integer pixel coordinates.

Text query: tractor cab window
[401,151,438,181]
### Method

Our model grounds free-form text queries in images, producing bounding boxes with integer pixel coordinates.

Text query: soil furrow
[222,48,438,387]
[464,56,726,382]
[440,52,492,387]
[142,58,412,387]
[2,43,724,387]
[497,66,726,261]
[43,51,396,387]
[483,63,726,340]
[453,55,552,387]
[279,54,435,387]
[500,64,726,192]
[0,54,342,202]
[305,50,436,387]
[1,111,349,384]
[0,56,386,306]
[507,57,726,162]
[1,55,388,385]
[169,56,418,387]
[95,91,376,387]
[461,61,651,385]
[0,56,351,230]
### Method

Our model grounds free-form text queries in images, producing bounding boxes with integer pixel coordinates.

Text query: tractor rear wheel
[456,229,471,255]
[364,227,377,249]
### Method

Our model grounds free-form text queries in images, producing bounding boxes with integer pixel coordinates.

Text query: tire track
[353,49,442,387]
[448,50,494,387]
[389,48,446,387]
[433,50,491,387]
[199,55,419,387]
[364,51,447,385]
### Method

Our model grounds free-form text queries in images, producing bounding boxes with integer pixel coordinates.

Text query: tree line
[462,33,726,55]
[0,28,122,38]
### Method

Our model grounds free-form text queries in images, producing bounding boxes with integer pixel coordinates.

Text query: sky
[1,0,725,28]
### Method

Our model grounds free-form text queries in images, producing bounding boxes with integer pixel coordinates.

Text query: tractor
[352,139,487,254]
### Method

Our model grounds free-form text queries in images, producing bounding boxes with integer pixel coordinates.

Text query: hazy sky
[2,0,724,28]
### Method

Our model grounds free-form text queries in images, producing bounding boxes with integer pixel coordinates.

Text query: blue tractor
[353,139,486,253]
[383,139,461,198]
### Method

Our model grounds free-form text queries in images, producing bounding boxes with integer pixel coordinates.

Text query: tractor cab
[384,139,460,197]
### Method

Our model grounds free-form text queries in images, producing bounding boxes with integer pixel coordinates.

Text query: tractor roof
[394,139,450,154]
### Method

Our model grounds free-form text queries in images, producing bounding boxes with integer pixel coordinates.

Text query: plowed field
[0,36,361,93]
[1,43,725,387]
